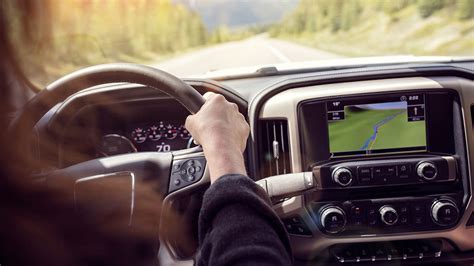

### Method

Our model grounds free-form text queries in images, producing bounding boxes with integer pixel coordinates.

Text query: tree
[456,0,474,20]
[417,0,445,18]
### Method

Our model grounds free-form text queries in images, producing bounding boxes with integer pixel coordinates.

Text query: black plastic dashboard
[31,61,474,265]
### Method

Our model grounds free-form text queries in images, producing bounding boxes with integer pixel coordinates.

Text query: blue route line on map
[360,110,406,151]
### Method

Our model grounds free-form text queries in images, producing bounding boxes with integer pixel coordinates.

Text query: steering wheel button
[174,179,181,186]
[188,167,196,175]
[196,166,202,172]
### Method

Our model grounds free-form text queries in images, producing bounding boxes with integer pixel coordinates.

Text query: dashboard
[256,76,474,264]
[32,61,474,265]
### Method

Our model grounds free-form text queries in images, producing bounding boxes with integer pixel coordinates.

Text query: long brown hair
[0,2,178,265]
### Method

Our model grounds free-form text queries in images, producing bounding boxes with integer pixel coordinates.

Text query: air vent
[259,120,291,178]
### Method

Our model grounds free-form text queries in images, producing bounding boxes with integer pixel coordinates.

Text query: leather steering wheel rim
[10,63,205,136]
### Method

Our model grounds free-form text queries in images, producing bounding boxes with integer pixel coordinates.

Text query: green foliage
[456,0,474,20]
[383,0,412,14]
[273,0,471,36]
[7,0,211,85]
[272,0,473,57]
[417,0,445,18]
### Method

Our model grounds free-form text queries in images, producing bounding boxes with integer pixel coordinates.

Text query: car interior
[12,58,473,265]
[3,0,474,265]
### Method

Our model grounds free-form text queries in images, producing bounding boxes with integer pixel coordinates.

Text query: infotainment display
[327,94,426,156]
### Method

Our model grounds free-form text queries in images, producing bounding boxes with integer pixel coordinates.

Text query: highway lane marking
[264,43,291,63]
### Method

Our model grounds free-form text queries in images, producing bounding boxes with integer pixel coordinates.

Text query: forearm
[196,174,293,266]
[203,139,247,183]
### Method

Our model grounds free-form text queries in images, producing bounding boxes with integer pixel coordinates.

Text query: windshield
[6,0,474,86]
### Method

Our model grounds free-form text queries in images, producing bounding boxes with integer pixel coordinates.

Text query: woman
[0,1,292,265]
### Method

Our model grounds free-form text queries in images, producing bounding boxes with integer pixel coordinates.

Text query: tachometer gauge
[164,124,178,139]
[98,134,137,156]
[131,128,147,143]
[147,125,162,141]
[178,125,191,139]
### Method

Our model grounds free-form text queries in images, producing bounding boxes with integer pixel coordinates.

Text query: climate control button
[431,199,459,226]
[320,206,347,233]
[379,205,399,226]
[416,162,437,181]
[332,167,353,187]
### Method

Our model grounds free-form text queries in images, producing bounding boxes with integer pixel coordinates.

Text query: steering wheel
[10,63,210,259]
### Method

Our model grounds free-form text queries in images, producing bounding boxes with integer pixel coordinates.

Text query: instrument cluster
[97,120,193,156]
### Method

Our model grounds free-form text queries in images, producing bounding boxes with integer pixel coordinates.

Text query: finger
[203,91,216,100]
[237,112,246,121]
[211,93,226,104]
[184,114,195,131]
[230,102,239,112]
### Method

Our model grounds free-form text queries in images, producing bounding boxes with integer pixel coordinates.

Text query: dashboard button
[417,161,438,181]
[399,216,409,225]
[368,217,377,226]
[398,164,411,179]
[400,206,409,214]
[169,158,206,193]
[332,167,353,187]
[358,167,372,183]
[351,206,364,216]
[357,167,372,181]
[282,216,312,236]
[413,216,425,226]
[289,216,303,224]
[373,166,396,183]
[379,205,399,226]
[320,206,347,233]
[431,199,459,226]
[411,204,425,214]
[367,206,378,226]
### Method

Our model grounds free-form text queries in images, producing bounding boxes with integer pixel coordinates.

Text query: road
[153,34,341,77]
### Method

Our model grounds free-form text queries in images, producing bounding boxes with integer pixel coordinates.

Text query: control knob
[417,161,437,181]
[320,206,347,233]
[431,199,459,226]
[379,205,399,226]
[332,167,353,187]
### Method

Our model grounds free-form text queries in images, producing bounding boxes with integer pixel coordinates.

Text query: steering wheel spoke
[12,63,210,260]
[169,147,207,194]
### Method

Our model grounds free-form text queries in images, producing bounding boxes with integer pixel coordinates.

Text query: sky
[173,0,299,30]
[354,101,408,110]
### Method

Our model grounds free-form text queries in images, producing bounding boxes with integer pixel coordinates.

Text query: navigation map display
[327,94,427,156]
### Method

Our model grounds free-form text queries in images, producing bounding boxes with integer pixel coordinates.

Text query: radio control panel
[313,156,456,189]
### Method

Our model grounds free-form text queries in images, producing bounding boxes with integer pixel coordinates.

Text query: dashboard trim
[259,77,444,172]
[257,76,474,259]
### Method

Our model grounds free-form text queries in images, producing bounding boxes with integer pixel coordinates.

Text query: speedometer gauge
[147,125,162,141]
[178,125,191,139]
[131,128,147,143]
[164,124,178,139]
[98,134,137,156]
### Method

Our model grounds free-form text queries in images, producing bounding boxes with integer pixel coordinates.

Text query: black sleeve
[195,174,293,266]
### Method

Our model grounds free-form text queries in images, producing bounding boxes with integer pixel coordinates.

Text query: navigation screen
[327,94,427,156]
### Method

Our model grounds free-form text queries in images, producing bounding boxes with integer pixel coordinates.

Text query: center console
[256,77,473,263]
[298,90,466,239]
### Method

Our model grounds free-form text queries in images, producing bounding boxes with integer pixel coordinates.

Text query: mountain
[174,0,299,30]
